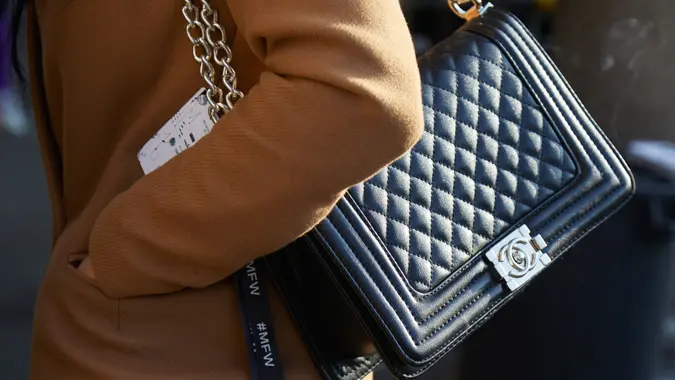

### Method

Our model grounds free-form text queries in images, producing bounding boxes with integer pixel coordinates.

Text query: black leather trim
[309,9,634,379]
[265,241,382,380]
[471,12,634,252]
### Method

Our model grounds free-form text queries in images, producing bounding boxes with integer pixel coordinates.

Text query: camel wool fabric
[26,0,423,378]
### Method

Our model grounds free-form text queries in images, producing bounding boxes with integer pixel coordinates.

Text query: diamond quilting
[349,32,577,293]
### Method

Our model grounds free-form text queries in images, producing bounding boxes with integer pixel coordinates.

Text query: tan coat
[26,0,423,378]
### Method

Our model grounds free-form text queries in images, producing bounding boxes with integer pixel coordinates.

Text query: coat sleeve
[88,0,424,298]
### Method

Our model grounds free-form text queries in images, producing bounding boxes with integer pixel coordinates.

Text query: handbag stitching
[506,15,621,243]
[325,215,426,342]
[491,17,618,237]
[394,16,633,375]
[467,79,480,255]
[418,268,486,324]
[359,203,465,270]
[320,13,631,377]
[390,17,630,378]
[456,25,611,247]
[348,85,547,330]
[421,48,506,71]
[425,50,541,115]
[418,284,491,344]
[421,17,614,339]
[424,85,572,186]
[323,202,507,374]
[412,15,618,350]
[438,52,541,110]
[344,195,488,321]
[397,190,632,377]
[463,27,583,174]
[343,25,621,377]
[326,208,500,377]
[420,103,571,195]
[421,83,574,194]
[401,139,567,223]
[326,213,497,346]
[363,105,574,290]
[450,28,599,252]
[427,94,437,286]
[360,182,491,243]
[398,297,502,378]
[357,40,578,290]
[365,16,630,377]
[345,190,494,300]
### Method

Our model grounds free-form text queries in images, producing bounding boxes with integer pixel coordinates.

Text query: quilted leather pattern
[349,32,577,292]
[306,10,633,378]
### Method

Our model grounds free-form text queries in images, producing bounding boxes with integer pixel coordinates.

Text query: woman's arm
[87,0,424,299]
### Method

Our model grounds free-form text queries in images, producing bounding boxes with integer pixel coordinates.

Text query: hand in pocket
[77,257,97,280]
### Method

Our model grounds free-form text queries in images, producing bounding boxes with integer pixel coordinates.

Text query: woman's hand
[77,257,96,280]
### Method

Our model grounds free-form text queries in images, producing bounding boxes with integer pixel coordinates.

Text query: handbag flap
[309,9,633,379]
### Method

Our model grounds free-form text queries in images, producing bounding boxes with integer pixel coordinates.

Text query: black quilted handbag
[263,1,635,379]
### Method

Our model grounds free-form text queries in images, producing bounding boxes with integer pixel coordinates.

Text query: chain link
[183,0,243,123]
[448,0,493,20]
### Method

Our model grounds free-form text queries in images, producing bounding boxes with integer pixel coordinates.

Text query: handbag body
[182,1,635,379]
[266,4,634,379]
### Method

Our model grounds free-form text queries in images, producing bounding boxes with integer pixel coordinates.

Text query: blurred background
[2,0,675,379]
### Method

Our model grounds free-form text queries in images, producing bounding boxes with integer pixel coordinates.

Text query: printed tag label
[138,88,214,174]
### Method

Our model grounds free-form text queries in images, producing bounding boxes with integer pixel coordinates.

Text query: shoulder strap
[181,2,284,379]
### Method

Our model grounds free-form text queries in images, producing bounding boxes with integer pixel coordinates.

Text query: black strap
[234,260,285,380]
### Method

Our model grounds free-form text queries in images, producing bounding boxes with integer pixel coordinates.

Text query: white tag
[138,88,214,174]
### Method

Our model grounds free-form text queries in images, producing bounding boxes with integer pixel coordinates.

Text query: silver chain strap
[182,0,243,123]
[449,0,493,20]
[182,0,488,122]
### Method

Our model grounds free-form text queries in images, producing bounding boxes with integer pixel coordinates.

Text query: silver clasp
[486,225,550,291]
[448,0,494,21]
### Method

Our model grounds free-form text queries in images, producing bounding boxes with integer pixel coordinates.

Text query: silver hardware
[182,0,243,123]
[486,225,550,291]
[448,0,494,21]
